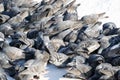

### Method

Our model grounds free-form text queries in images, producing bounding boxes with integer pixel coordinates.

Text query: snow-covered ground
[45,64,67,80]
[76,0,120,27]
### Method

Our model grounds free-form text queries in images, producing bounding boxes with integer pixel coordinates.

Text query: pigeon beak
[98,12,109,19]
[98,12,106,17]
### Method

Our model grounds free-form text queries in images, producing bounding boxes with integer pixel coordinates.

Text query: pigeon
[2,41,25,61]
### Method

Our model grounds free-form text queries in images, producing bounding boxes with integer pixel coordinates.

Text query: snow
[44,64,80,80]
[45,64,67,80]
[76,0,120,27]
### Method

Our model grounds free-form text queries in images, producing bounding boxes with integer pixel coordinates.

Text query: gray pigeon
[2,41,25,61]
[18,50,49,80]
[80,12,108,25]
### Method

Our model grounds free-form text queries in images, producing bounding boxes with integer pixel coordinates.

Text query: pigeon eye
[33,75,39,79]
